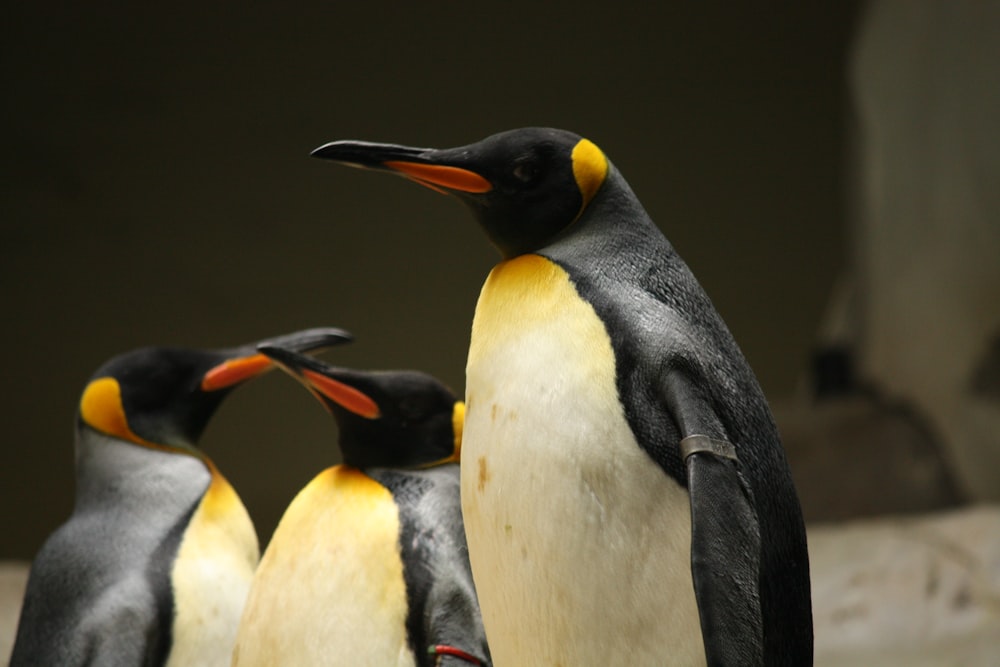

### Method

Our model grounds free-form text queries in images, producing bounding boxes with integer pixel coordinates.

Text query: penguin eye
[511,159,539,184]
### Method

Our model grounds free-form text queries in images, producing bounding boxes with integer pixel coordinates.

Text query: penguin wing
[662,367,765,666]
[11,570,161,666]
[78,575,165,664]
[382,467,492,667]
[424,578,492,667]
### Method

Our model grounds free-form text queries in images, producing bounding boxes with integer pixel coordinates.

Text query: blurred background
[1,2,861,553]
[2,4,999,660]
[0,0,1000,667]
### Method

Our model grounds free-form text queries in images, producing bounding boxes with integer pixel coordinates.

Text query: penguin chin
[469,210,568,260]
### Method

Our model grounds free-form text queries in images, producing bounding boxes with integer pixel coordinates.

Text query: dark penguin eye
[511,160,539,184]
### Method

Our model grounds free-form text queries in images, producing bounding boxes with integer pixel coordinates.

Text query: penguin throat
[474,210,570,260]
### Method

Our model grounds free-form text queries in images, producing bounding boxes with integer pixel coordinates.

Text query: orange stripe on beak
[302,368,381,419]
[201,354,273,391]
[385,161,492,193]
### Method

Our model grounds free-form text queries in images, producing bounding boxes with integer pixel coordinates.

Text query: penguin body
[232,349,489,667]
[10,328,351,666]
[464,254,704,664]
[233,465,410,664]
[15,434,225,666]
[312,128,812,666]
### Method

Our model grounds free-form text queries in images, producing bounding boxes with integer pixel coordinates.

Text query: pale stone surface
[2,506,998,664]
[812,506,1000,666]
[0,562,28,665]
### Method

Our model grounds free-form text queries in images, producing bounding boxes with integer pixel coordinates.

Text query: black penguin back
[542,165,812,664]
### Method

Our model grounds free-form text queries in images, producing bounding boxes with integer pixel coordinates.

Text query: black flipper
[664,370,764,666]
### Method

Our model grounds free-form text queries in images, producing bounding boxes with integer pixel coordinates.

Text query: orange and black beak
[311,140,493,196]
[201,327,353,392]
[256,343,381,419]
[258,343,461,469]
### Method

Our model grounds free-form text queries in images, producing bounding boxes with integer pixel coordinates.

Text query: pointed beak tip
[310,143,340,161]
[331,330,354,344]
[310,141,332,152]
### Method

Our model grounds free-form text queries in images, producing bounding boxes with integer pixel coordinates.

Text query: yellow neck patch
[197,459,247,521]
[79,377,147,446]
[571,139,608,217]
[78,376,197,459]
[321,465,395,506]
[472,254,565,335]
[231,464,407,663]
[450,401,465,462]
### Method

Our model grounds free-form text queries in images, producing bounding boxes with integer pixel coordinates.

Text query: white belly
[167,471,259,667]
[231,466,416,667]
[463,255,705,666]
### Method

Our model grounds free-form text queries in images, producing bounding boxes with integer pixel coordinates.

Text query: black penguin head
[258,345,463,470]
[78,327,352,450]
[311,127,610,258]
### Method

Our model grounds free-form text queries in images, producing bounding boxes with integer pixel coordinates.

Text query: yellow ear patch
[79,377,144,445]
[571,138,608,215]
[451,401,466,462]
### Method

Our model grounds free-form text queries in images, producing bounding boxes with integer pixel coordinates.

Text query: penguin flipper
[11,592,161,667]
[423,579,492,667]
[663,371,764,666]
[685,447,764,666]
[79,582,168,666]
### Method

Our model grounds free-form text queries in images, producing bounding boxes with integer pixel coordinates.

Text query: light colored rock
[0,561,29,665]
[812,505,1000,666]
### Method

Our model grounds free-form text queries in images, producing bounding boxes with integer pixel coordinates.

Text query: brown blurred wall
[0,3,858,558]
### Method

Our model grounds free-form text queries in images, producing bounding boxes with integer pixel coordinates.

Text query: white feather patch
[167,472,259,667]
[464,255,706,666]
[231,466,416,667]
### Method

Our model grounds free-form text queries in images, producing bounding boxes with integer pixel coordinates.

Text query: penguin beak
[200,327,354,392]
[311,140,493,195]
[200,354,274,392]
[258,344,381,419]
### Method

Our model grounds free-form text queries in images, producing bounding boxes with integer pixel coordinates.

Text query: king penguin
[311,128,813,666]
[10,327,351,667]
[231,345,490,667]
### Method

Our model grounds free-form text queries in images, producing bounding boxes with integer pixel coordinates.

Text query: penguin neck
[539,166,683,286]
[337,441,395,471]
[337,435,446,471]
[544,167,667,261]
[73,428,212,513]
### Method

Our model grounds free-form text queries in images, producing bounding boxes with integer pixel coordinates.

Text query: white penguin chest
[231,466,416,667]
[463,255,705,666]
[167,471,259,667]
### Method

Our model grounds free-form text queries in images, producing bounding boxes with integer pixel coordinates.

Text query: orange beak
[201,354,273,391]
[383,161,492,194]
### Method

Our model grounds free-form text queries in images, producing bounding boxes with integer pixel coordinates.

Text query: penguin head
[78,328,352,451]
[311,127,609,258]
[258,345,463,470]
